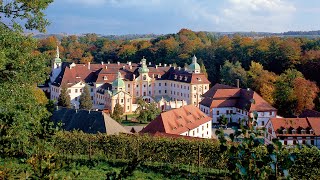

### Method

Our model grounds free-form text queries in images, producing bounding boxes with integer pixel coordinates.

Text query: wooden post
[198,145,201,172]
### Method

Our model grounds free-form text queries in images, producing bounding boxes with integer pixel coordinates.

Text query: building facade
[140,105,212,138]
[265,117,320,148]
[47,47,210,112]
[199,84,277,127]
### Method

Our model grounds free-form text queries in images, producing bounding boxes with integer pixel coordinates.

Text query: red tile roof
[307,118,320,135]
[199,83,276,112]
[140,105,211,135]
[202,83,237,97]
[269,117,320,136]
[299,109,320,118]
[52,62,210,88]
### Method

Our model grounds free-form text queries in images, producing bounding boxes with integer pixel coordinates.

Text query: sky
[45,0,320,35]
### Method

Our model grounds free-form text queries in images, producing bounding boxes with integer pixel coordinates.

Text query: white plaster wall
[180,121,212,139]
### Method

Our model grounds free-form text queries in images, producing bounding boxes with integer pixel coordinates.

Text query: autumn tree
[79,85,92,110]
[117,44,137,60]
[58,85,71,108]
[273,69,303,116]
[248,62,278,104]
[80,52,94,63]
[111,103,124,122]
[293,77,319,114]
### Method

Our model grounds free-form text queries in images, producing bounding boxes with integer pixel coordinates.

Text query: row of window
[69,88,94,93]
[170,91,190,98]
[115,98,131,104]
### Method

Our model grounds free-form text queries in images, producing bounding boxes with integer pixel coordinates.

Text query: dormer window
[197,77,202,81]
[174,75,177,79]
[158,74,161,78]
[179,76,183,80]
[143,75,147,80]
[301,129,306,134]
[310,129,314,134]
[103,76,108,80]
[283,129,287,134]
[184,77,188,81]
[292,129,296,134]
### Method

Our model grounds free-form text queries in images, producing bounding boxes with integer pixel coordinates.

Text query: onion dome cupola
[138,56,150,74]
[112,71,125,91]
[188,55,201,74]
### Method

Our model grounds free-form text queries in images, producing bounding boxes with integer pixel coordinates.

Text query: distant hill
[32,33,161,40]
[32,30,320,40]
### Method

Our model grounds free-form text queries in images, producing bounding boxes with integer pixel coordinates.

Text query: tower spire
[56,46,60,58]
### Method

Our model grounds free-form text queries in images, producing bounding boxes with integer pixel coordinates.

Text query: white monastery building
[265,117,320,148]
[199,84,277,128]
[47,47,210,113]
[140,105,212,138]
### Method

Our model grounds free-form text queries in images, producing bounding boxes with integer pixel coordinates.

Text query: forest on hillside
[38,30,320,117]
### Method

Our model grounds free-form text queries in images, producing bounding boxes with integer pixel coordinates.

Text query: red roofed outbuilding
[140,105,212,138]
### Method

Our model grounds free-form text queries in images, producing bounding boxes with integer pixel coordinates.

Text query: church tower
[50,46,62,83]
[188,55,201,74]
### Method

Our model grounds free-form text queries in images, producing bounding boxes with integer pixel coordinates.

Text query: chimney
[178,67,181,71]
[148,62,151,66]
[155,65,158,69]
[129,65,132,69]
[128,61,132,66]
[88,62,90,70]
[236,79,240,88]
[169,64,172,67]
[133,74,136,80]
[159,63,162,66]
[101,61,104,65]
[88,110,91,114]
[123,65,125,69]
[108,61,110,64]
[117,62,120,65]
[164,64,167,67]
[105,66,108,69]
[56,106,59,110]
[76,109,78,113]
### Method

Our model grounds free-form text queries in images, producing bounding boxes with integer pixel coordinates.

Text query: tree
[112,103,124,122]
[135,98,161,123]
[0,0,53,32]
[220,61,247,87]
[79,85,92,110]
[273,69,304,116]
[293,77,319,114]
[218,115,228,126]
[0,15,52,156]
[58,85,71,108]
[248,62,278,104]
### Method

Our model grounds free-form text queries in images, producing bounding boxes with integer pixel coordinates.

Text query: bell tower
[50,46,62,82]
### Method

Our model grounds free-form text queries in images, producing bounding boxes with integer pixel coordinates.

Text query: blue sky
[45,0,320,35]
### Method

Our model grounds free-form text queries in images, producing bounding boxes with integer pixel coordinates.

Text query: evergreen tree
[220,61,247,87]
[79,85,92,110]
[58,85,71,108]
[112,103,124,122]
[200,62,208,78]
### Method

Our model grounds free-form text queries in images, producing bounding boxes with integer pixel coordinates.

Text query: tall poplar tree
[79,85,93,110]
[58,85,71,108]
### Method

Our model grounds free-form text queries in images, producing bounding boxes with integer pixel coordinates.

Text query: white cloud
[219,0,296,32]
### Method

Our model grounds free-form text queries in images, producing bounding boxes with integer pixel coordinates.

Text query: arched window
[143,75,147,80]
